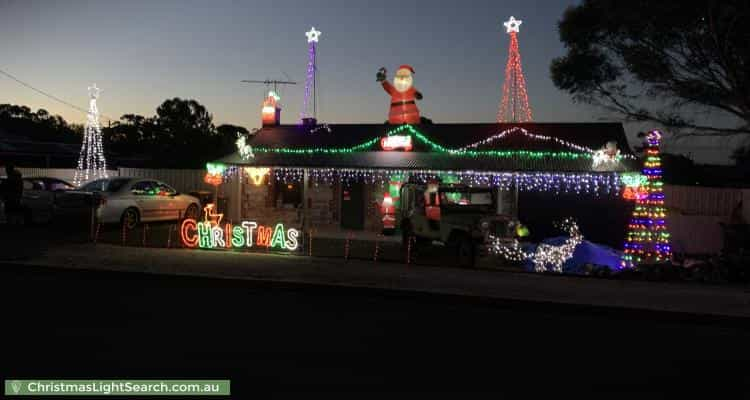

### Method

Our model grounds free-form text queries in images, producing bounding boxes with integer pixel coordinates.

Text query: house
[213,120,638,245]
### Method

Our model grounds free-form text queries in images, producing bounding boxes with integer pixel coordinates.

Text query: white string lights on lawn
[488,236,528,262]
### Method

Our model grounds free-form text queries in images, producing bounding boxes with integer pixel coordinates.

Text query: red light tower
[497,16,533,123]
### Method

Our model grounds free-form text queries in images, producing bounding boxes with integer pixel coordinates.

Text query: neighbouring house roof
[0,138,81,156]
[216,122,638,173]
[0,135,148,168]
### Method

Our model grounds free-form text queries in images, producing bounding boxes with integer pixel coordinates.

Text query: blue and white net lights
[218,166,624,195]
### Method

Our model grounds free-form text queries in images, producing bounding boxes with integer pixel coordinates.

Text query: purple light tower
[300,26,321,125]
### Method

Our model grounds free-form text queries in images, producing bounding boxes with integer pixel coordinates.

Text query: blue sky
[0,0,742,163]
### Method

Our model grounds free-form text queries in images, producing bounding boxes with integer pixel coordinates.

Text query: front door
[341,182,364,230]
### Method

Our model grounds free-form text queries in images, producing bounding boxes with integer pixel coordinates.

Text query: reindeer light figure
[236,132,255,160]
[532,218,583,273]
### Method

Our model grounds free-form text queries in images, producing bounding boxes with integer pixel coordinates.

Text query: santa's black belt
[391,100,415,106]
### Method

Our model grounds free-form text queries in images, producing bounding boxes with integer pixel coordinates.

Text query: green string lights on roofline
[248,124,622,161]
[253,137,379,155]
[253,146,592,159]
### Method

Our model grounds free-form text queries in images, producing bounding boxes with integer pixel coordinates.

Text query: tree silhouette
[104,98,245,167]
[551,0,750,137]
[0,104,80,143]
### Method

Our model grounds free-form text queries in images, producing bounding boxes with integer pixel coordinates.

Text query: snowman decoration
[377,65,423,124]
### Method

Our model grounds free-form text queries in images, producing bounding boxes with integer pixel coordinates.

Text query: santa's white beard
[394,76,412,92]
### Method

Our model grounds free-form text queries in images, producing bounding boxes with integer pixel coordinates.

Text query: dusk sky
[0,0,741,162]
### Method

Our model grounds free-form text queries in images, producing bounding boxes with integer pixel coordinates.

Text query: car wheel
[121,208,140,230]
[456,234,476,268]
[184,203,200,221]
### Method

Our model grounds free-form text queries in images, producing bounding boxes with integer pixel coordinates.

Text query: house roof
[0,138,81,155]
[218,122,638,173]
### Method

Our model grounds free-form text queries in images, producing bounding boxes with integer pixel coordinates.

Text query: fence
[664,185,744,216]
[116,168,214,194]
[663,185,749,255]
[18,168,118,185]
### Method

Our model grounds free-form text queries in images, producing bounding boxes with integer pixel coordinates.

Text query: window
[130,180,158,195]
[155,182,176,196]
[105,178,132,193]
[438,189,495,213]
[274,182,302,208]
[81,179,106,192]
[46,179,75,191]
[23,180,43,191]
[440,191,493,206]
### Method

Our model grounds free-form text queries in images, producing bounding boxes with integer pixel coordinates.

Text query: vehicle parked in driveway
[0,176,94,224]
[400,182,519,268]
[78,177,201,229]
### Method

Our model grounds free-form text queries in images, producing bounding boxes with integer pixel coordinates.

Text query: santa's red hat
[397,65,415,74]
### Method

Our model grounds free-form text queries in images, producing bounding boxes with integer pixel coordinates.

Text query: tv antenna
[241,79,296,94]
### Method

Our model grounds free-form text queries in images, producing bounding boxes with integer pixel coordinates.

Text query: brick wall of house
[307,182,338,229]
[240,175,301,228]
[240,173,343,232]
[240,174,405,234]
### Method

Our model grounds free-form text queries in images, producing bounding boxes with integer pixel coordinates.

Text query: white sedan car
[79,177,202,228]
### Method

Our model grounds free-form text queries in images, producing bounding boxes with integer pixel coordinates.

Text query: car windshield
[439,190,494,206]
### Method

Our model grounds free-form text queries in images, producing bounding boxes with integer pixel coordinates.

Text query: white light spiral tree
[74,84,108,186]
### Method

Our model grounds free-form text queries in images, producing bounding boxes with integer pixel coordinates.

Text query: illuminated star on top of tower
[88,83,100,99]
[503,16,522,33]
[305,27,321,43]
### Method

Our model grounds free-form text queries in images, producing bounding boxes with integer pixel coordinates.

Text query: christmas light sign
[244,167,270,186]
[181,205,299,251]
[380,135,413,151]
[204,163,226,186]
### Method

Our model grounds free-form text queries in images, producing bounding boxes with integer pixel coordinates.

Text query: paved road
[2,265,749,396]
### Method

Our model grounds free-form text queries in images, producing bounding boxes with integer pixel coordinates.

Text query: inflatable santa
[377,65,422,124]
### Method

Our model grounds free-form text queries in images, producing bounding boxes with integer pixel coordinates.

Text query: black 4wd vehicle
[399,183,519,267]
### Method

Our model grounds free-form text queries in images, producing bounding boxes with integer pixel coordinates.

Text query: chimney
[261,91,281,126]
